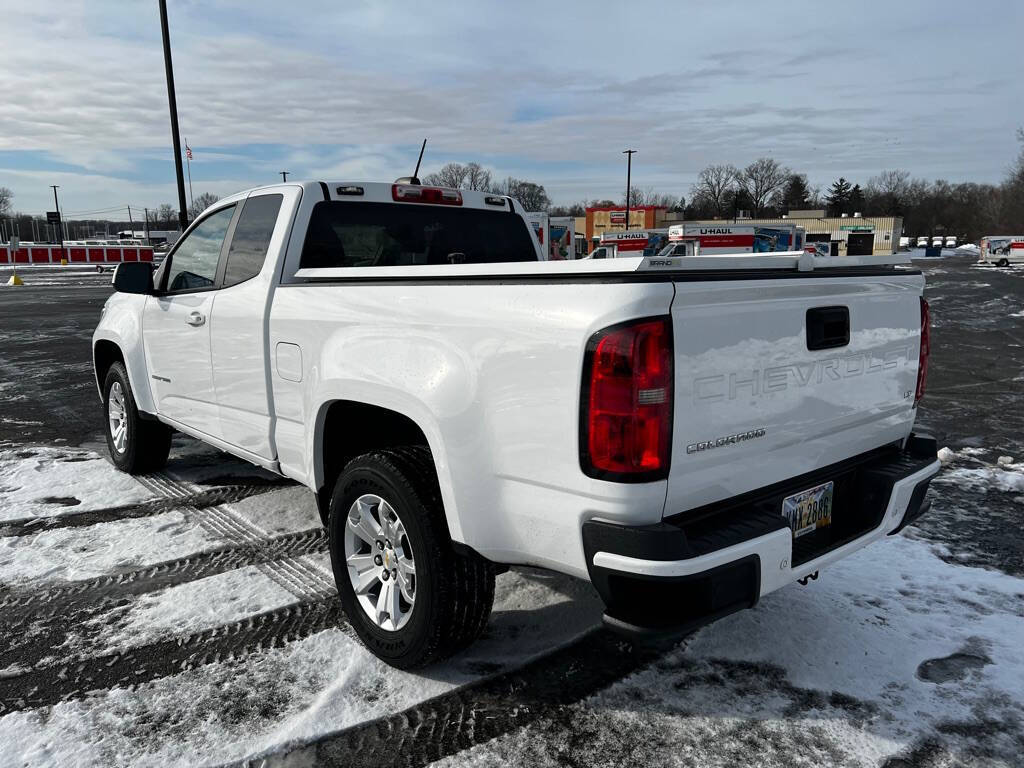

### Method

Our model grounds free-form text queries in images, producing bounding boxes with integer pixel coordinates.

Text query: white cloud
[1,0,1021,211]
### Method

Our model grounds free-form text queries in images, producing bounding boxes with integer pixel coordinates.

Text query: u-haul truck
[588,230,669,259]
[524,213,578,260]
[980,236,1024,266]
[661,224,806,256]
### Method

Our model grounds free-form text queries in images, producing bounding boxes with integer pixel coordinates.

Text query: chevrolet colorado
[93,181,939,668]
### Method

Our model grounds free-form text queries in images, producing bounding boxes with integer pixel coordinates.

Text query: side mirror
[112,262,154,294]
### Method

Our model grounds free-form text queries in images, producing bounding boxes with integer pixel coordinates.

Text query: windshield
[300,200,538,268]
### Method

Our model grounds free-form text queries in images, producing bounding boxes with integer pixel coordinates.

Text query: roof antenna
[396,138,427,185]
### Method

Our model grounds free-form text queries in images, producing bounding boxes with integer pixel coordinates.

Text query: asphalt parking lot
[0,256,1022,767]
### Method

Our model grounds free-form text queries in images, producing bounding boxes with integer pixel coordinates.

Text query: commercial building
[584,205,670,243]
[583,205,902,256]
[671,210,902,256]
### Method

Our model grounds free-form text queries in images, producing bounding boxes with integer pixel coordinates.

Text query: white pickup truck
[93,180,939,668]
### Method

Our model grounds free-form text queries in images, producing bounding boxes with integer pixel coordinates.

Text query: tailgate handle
[806,306,849,350]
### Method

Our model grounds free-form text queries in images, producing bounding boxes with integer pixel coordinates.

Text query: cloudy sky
[1,0,1021,216]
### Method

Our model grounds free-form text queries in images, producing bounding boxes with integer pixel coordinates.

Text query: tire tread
[329,446,495,668]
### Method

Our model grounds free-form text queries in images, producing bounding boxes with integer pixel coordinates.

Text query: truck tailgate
[665,272,924,517]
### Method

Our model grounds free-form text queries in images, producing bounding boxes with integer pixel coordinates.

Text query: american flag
[185,144,193,161]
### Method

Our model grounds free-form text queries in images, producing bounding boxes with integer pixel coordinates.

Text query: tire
[328,447,495,669]
[103,362,172,474]
[998,258,1010,267]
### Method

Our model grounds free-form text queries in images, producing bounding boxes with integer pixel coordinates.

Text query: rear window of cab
[300,201,538,268]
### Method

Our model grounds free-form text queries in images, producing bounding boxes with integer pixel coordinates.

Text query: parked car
[93,180,939,668]
[916,236,929,248]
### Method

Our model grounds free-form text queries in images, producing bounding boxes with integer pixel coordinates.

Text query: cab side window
[164,206,235,292]
[222,194,283,287]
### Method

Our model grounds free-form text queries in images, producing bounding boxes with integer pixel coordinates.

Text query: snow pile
[932,447,1024,493]
[0,446,153,522]
[955,243,980,254]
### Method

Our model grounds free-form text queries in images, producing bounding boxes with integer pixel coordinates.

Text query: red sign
[609,210,627,223]
[698,234,755,248]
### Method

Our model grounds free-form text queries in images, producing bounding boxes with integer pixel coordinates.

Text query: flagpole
[185,137,194,219]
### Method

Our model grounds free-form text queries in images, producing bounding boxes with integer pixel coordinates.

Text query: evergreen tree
[781,174,810,211]
[849,184,865,214]
[826,177,853,216]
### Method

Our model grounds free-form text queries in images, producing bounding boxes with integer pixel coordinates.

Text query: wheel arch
[93,339,124,400]
[312,400,460,538]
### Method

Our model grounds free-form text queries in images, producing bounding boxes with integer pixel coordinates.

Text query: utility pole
[280,171,289,182]
[184,137,194,216]
[50,185,64,256]
[127,205,137,240]
[622,150,636,231]
[143,207,152,245]
[159,0,189,231]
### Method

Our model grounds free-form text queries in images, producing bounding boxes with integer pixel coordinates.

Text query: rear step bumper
[582,436,940,638]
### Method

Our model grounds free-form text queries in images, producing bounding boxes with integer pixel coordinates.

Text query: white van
[945,236,957,248]
[931,236,944,248]
[916,236,929,248]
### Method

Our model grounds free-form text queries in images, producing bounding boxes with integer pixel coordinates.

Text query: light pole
[50,185,64,259]
[159,0,189,231]
[622,149,636,230]
[280,171,289,182]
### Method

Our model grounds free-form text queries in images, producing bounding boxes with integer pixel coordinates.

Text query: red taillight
[916,297,930,403]
[581,317,673,480]
[391,184,463,205]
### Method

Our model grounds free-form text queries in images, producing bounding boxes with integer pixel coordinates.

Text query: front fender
[92,293,156,414]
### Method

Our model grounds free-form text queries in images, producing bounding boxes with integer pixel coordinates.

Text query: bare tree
[738,158,789,215]
[423,162,469,189]
[866,169,912,214]
[464,163,494,191]
[998,128,1024,231]
[155,204,178,229]
[0,186,12,216]
[497,177,551,211]
[189,192,221,218]
[622,186,680,209]
[691,165,739,217]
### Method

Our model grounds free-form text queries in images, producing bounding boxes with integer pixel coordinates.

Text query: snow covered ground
[1,256,1022,766]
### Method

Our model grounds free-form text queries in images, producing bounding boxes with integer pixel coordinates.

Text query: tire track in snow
[0,484,278,538]
[0,597,348,715]
[0,527,329,661]
[0,473,341,707]
[137,472,336,601]
[239,629,675,768]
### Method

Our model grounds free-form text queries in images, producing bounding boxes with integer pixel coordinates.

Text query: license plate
[783,481,834,538]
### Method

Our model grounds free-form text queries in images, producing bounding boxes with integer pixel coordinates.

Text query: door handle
[187,311,206,327]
